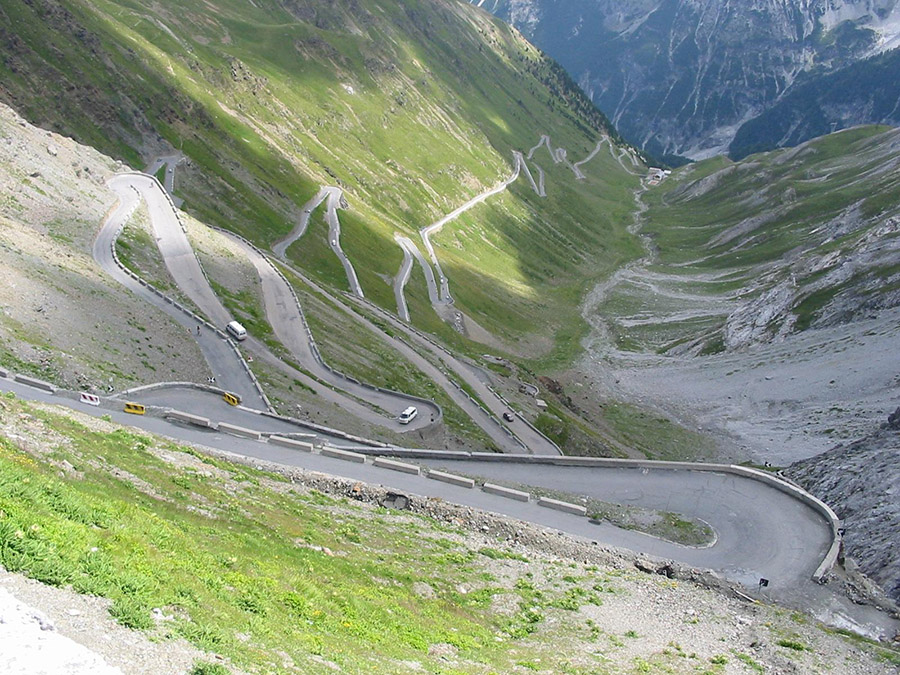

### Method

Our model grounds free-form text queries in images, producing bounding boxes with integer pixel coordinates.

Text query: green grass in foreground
[0,394,605,672]
[1,394,897,673]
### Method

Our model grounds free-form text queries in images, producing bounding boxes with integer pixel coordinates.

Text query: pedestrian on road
[196,325,201,335]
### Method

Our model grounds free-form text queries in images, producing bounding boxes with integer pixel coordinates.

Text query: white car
[399,406,418,425]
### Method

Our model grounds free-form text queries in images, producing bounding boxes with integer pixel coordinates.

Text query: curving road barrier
[96,175,270,410]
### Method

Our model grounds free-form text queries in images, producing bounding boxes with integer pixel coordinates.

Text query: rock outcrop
[786,407,900,602]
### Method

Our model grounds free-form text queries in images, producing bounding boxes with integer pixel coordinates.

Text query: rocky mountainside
[0,103,207,392]
[591,126,900,357]
[786,408,900,603]
[470,0,900,161]
[730,46,900,159]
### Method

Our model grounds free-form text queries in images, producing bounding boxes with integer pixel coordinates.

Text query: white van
[398,406,418,425]
[226,320,247,341]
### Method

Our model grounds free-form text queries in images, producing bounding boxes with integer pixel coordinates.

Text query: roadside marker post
[79,393,101,406]
[223,392,240,406]
[124,402,146,415]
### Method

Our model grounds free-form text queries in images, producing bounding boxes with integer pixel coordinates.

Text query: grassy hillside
[0,0,640,364]
[2,392,897,673]
[592,126,900,355]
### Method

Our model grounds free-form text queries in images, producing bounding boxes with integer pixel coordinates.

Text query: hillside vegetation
[0,0,640,362]
[592,126,900,356]
[1,392,898,673]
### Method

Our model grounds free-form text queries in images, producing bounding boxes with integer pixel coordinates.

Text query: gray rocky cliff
[786,408,900,602]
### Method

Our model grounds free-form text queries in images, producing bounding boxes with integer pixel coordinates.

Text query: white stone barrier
[426,470,475,489]
[165,410,214,428]
[537,496,587,516]
[321,447,366,464]
[483,483,529,502]
[373,457,420,475]
[13,374,56,393]
[268,436,314,452]
[218,422,261,440]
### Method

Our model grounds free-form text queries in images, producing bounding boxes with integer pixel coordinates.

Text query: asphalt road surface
[271,187,331,259]
[392,235,415,322]
[324,189,364,298]
[225,230,442,431]
[96,176,266,409]
[84,161,897,637]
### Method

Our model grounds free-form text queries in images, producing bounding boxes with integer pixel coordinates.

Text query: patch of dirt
[0,102,207,393]
[0,569,218,675]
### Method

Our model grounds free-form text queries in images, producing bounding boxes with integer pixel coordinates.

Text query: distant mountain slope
[0,0,640,361]
[469,0,900,161]
[592,126,900,356]
[730,47,900,159]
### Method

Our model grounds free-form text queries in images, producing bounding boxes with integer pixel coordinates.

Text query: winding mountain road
[100,174,438,432]
[418,151,526,305]
[225,230,442,430]
[3,372,895,640]
[272,186,363,297]
[325,189,364,298]
[393,235,415,322]
[410,135,604,320]
[98,174,267,409]
[393,235,443,313]
[271,187,331,259]
[64,152,895,638]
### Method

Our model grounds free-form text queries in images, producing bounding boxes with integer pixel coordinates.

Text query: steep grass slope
[0,0,640,362]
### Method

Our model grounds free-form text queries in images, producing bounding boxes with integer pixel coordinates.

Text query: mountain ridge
[469,0,900,161]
